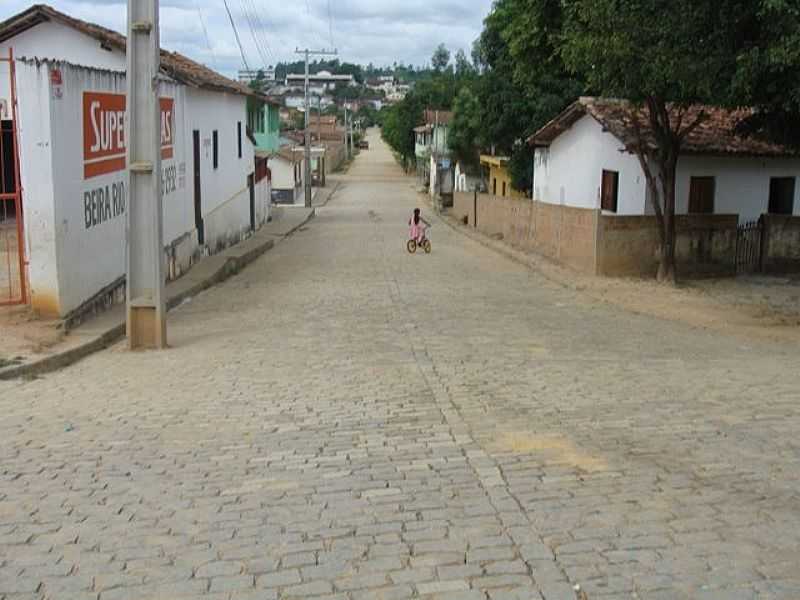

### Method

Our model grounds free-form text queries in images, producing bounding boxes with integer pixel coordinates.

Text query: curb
[0,209,316,381]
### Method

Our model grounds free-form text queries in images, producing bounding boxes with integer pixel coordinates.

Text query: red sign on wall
[83,92,176,179]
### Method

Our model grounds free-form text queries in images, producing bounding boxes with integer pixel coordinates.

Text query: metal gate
[736,218,764,274]
[0,49,26,306]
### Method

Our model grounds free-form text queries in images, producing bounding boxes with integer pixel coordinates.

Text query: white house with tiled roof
[529,97,800,224]
[0,4,271,319]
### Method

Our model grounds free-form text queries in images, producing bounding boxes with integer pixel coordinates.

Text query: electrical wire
[238,0,269,69]
[193,0,218,69]
[327,0,335,47]
[245,0,277,64]
[223,0,250,71]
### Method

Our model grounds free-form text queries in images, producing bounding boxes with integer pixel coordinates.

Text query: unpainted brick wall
[762,215,800,273]
[597,214,738,277]
[453,192,597,274]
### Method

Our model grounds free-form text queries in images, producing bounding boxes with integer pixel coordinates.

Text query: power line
[193,0,218,69]
[327,0,335,47]
[245,0,277,64]
[223,0,250,71]
[238,0,269,69]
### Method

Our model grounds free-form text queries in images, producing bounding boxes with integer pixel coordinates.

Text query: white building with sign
[0,5,270,319]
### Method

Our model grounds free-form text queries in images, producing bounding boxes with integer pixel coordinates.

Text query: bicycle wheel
[423,240,432,254]
[406,239,417,253]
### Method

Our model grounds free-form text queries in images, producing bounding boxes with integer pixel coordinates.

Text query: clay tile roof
[0,4,254,97]
[423,109,453,126]
[529,97,799,158]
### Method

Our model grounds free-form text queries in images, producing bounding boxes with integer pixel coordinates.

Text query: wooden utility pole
[295,47,337,208]
[126,0,166,349]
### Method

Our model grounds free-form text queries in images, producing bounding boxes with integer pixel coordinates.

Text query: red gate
[0,48,27,306]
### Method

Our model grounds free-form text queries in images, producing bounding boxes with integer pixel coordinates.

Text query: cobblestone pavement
[1,131,799,600]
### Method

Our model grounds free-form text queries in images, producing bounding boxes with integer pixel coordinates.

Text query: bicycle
[407,226,432,254]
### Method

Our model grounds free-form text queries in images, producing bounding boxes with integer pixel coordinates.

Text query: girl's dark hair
[413,208,420,225]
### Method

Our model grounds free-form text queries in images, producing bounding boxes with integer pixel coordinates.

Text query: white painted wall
[184,87,253,247]
[7,62,60,314]
[455,162,480,192]
[675,156,800,223]
[535,113,800,223]
[47,62,129,315]
[268,155,302,203]
[0,21,126,71]
[533,115,646,214]
[11,58,255,316]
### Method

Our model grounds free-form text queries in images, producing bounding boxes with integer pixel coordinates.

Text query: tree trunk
[657,156,678,284]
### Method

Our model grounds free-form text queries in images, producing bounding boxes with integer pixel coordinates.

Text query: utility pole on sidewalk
[296,47,337,208]
[343,102,349,160]
[126,0,166,349]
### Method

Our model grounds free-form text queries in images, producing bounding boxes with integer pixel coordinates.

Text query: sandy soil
[441,209,800,345]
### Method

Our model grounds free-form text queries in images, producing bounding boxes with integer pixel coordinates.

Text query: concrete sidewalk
[0,207,315,380]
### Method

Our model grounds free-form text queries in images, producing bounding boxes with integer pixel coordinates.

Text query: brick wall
[453,192,597,273]
[453,192,740,278]
[762,215,800,273]
[597,214,738,277]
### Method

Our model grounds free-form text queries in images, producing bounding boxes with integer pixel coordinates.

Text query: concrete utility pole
[126,0,166,349]
[344,102,350,160]
[295,47,337,208]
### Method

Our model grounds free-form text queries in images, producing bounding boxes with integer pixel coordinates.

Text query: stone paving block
[416,580,471,594]
[351,584,414,600]
[255,569,302,589]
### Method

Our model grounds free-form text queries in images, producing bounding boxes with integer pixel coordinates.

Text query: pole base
[127,305,167,350]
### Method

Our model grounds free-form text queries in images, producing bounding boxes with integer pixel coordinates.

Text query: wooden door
[689,177,715,214]
[601,170,619,212]
[193,130,205,245]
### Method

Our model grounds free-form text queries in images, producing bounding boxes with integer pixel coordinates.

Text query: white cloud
[0,0,493,76]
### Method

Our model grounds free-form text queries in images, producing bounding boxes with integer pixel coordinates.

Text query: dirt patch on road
[492,432,608,472]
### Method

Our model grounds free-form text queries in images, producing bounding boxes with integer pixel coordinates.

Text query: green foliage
[558,0,800,279]
[449,85,482,170]
[356,105,380,128]
[732,0,800,145]
[381,95,424,170]
[508,144,535,193]
[248,69,268,95]
[432,44,451,72]
[448,0,580,192]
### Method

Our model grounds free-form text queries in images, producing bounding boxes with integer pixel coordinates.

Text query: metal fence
[736,218,764,274]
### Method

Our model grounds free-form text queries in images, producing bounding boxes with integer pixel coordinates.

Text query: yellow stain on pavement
[492,432,607,472]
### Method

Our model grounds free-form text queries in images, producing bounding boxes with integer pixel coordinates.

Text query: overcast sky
[1,1,494,77]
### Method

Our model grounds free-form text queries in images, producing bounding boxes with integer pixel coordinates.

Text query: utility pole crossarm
[295,47,338,208]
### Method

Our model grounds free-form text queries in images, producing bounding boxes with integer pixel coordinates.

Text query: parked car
[358,140,369,150]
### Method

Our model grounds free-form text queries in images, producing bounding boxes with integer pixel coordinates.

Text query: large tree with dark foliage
[560,0,800,282]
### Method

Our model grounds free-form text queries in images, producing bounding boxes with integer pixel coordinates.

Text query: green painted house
[248,96,282,153]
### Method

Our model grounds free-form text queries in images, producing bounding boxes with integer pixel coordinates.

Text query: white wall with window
[533,115,646,214]
[533,113,800,223]
[675,156,800,223]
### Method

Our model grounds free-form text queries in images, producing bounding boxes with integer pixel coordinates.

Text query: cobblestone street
[1,130,799,600]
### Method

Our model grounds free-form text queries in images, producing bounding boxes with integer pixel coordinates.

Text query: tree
[454,49,475,79]
[432,44,451,72]
[449,84,482,171]
[560,0,775,282]
[381,97,423,171]
[449,0,580,193]
[732,1,800,146]
[249,69,267,95]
